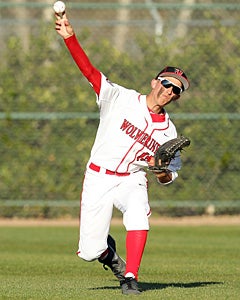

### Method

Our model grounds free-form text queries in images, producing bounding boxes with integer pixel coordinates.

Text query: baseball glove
[149,135,191,173]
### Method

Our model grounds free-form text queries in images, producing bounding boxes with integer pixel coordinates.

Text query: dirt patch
[0,215,240,227]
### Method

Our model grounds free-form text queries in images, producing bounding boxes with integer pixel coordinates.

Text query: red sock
[125,230,148,281]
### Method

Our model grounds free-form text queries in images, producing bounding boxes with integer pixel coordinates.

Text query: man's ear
[151,79,158,89]
[172,94,180,101]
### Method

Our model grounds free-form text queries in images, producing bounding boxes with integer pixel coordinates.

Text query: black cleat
[98,235,126,281]
[120,277,142,295]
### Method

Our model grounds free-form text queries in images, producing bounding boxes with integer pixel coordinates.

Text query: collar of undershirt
[148,107,166,122]
[138,94,166,123]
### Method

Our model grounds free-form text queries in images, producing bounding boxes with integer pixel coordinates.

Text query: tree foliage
[0,22,239,202]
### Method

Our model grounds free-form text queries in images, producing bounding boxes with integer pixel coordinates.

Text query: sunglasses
[157,76,182,95]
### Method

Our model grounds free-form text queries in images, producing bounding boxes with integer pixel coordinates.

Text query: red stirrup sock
[125,230,148,281]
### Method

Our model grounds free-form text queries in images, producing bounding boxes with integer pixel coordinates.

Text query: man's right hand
[55,13,74,39]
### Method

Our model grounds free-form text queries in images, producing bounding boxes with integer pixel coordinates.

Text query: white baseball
[53,1,66,14]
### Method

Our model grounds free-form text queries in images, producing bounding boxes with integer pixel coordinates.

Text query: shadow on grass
[90,281,223,291]
[139,281,224,291]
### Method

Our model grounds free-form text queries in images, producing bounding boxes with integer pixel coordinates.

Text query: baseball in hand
[53,1,66,14]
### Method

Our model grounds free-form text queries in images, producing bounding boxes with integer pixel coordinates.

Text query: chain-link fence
[0,1,240,216]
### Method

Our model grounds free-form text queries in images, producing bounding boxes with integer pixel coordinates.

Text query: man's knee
[77,250,97,262]
[77,238,107,261]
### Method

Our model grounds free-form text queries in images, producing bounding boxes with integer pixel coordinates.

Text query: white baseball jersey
[90,74,181,173]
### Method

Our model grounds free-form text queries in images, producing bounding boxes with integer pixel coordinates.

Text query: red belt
[89,162,130,177]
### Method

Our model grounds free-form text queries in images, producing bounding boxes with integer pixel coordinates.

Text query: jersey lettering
[120,119,160,153]
[136,152,152,162]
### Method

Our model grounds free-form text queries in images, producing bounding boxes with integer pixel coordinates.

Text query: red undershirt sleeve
[64,34,101,95]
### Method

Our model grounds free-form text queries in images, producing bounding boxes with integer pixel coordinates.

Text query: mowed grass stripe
[0,225,239,299]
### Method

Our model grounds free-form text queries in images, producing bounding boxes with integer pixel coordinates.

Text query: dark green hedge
[0,23,239,204]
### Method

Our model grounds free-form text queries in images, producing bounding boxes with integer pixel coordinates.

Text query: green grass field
[0,222,239,299]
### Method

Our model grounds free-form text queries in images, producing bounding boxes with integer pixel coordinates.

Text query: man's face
[152,76,182,107]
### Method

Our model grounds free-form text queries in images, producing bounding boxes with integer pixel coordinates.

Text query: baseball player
[55,13,189,295]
